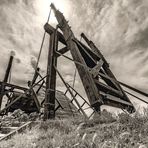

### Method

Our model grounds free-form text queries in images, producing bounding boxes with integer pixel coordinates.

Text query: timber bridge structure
[0,4,148,120]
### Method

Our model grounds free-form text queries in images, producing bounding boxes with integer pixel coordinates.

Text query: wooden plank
[0,121,33,141]
[0,81,28,91]
[0,83,4,109]
[90,59,104,78]
[57,47,69,57]
[102,94,135,113]
[1,127,18,130]
[3,55,14,83]
[74,39,97,65]
[44,29,58,119]
[76,39,100,62]
[81,33,109,66]
[44,23,67,45]
[94,80,123,98]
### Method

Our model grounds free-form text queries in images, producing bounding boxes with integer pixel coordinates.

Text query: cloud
[0,0,51,84]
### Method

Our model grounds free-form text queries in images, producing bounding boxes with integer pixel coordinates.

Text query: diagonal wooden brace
[90,59,104,78]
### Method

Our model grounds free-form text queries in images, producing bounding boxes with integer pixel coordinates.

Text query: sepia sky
[0,0,148,110]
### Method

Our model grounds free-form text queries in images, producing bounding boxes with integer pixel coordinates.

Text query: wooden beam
[73,39,97,65]
[31,89,40,112]
[90,59,104,78]
[76,39,100,61]
[44,28,58,120]
[57,47,69,57]
[81,33,109,66]
[102,94,135,113]
[44,23,67,45]
[3,55,13,83]
[0,82,28,91]
[94,79,123,98]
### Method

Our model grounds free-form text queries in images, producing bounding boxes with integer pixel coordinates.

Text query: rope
[32,8,52,84]
[124,90,148,104]
[72,69,77,93]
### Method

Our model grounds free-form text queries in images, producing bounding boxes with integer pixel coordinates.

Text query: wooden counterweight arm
[50,3,103,110]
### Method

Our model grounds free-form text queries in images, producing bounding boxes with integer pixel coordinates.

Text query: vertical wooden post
[44,28,58,120]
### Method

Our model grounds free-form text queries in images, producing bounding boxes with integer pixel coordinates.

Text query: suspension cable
[124,90,148,104]
[32,8,52,84]
[72,69,77,91]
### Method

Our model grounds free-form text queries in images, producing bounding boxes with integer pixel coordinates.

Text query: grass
[1,110,148,148]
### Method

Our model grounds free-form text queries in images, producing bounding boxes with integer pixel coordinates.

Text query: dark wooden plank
[44,29,58,119]
[57,47,69,57]
[31,89,41,112]
[3,55,14,83]
[0,121,33,141]
[44,23,67,45]
[0,81,28,91]
[102,94,135,113]
[119,81,148,97]
[94,80,123,98]
[90,59,104,78]
[76,39,122,91]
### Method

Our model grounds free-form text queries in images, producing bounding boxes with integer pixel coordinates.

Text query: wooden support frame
[0,4,139,119]
[0,81,41,115]
[50,4,103,112]
[44,3,136,116]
